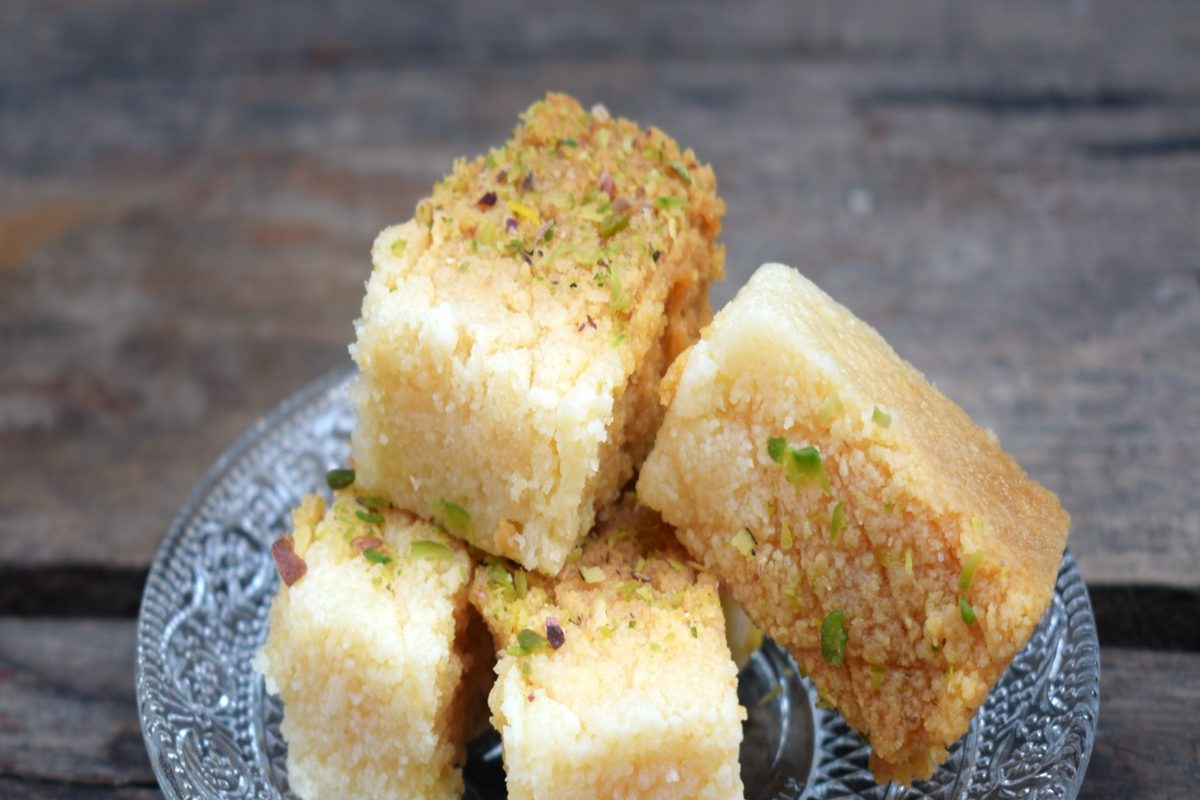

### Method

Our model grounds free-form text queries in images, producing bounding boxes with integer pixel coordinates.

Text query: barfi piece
[255,489,492,800]
[470,496,746,800]
[637,263,1070,783]
[352,92,725,575]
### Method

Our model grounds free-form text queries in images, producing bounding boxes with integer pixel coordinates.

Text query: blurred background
[0,2,1197,798]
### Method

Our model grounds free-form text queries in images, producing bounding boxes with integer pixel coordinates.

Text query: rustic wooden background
[1,1,1197,797]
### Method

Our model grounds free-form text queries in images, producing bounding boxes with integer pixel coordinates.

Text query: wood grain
[1,1,1197,588]
[0,620,154,789]
[0,618,1195,798]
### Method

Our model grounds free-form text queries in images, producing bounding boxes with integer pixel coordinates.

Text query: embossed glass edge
[136,367,355,800]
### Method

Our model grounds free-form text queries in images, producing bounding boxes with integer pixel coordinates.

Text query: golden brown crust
[639,263,1071,783]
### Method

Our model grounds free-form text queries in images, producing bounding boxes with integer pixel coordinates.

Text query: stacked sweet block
[257,94,1069,798]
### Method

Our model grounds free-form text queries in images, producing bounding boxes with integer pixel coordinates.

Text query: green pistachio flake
[390,238,407,258]
[667,160,692,184]
[780,522,794,549]
[517,628,549,652]
[787,445,829,489]
[559,137,578,148]
[904,546,914,577]
[434,499,473,540]
[325,468,355,490]
[513,570,528,599]
[830,501,846,541]
[690,625,698,638]
[958,551,985,591]
[597,212,630,239]
[959,597,978,625]
[820,610,848,667]
[363,548,391,565]
[767,436,788,463]
[488,562,514,588]
[357,495,389,512]
[872,406,892,428]
[731,528,757,558]
[654,196,688,210]
[580,566,606,583]
[411,540,451,560]
[355,510,385,525]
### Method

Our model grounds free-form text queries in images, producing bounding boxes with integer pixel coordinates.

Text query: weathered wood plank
[1,10,1198,586]
[3,0,1199,88]
[0,620,154,788]
[1082,648,1200,799]
[0,618,1195,798]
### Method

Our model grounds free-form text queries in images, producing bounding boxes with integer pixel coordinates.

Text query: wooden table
[2,1,1197,797]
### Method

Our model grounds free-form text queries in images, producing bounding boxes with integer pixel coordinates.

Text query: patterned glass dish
[137,369,1100,800]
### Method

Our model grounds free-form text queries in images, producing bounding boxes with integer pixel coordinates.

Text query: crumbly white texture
[350,94,723,576]
[472,503,746,800]
[638,263,1070,783]
[254,496,480,800]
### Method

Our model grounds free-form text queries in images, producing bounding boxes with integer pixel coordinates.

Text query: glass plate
[136,368,1100,800]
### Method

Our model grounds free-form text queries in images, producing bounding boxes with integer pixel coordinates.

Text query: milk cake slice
[471,496,746,800]
[255,490,492,800]
[637,263,1070,783]
[352,92,725,575]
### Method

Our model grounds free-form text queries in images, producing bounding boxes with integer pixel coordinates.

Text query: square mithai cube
[637,263,1071,783]
[255,490,492,800]
[351,92,725,575]
[470,495,746,799]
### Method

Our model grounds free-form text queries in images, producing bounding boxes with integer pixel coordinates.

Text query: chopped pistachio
[489,561,514,588]
[903,546,914,577]
[654,196,688,210]
[357,495,389,512]
[597,212,630,239]
[787,445,830,490]
[636,585,654,603]
[731,528,757,558]
[780,522,794,549]
[767,436,788,463]
[355,510,385,525]
[513,569,528,599]
[820,610,848,667]
[433,499,473,541]
[411,540,451,560]
[690,625,698,638]
[668,559,685,573]
[830,501,846,542]
[559,137,578,148]
[872,406,892,428]
[325,468,355,490]
[390,238,407,257]
[363,548,391,565]
[513,628,550,655]
[959,597,978,625]
[667,160,692,184]
[508,199,540,224]
[580,566,606,583]
[958,551,985,591]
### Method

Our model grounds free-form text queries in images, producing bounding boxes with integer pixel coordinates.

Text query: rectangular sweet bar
[637,263,1071,783]
[470,496,746,799]
[351,93,724,575]
[255,491,492,800]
